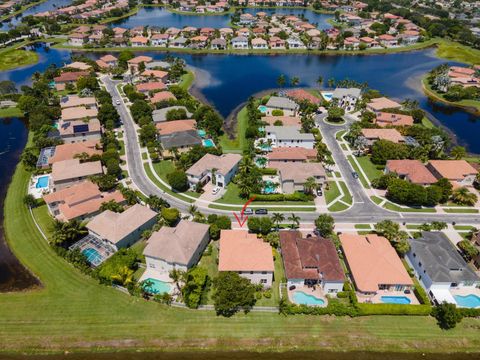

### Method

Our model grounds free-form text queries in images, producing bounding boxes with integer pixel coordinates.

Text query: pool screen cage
[70,235,116,267]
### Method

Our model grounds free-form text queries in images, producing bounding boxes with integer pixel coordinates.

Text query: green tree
[265,232,280,248]
[276,74,286,87]
[303,176,318,195]
[146,195,169,211]
[100,200,124,213]
[290,76,300,86]
[247,217,273,235]
[271,212,285,230]
[450,146,466,160]
[23,194,37,208]
[451,187,478,206]
[182,267,208,309]
[161,207,180,226]
[315,214,335,237]
[51,219,87,246]
[110,266,134,286]
[288,213,300,229]
[316,75,323,88]
[167,169,189,192]
[327,106,345,122]
[432,302,462,330]
[457,240,479,261]
[212,272,256,317]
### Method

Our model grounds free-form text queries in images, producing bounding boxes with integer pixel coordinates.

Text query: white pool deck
[28,175,51,199]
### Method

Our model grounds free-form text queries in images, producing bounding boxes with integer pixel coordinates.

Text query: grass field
[356,156,383,182]
[219,107,248,153]
[179,71,194,90]
[0,48,38,71]
[0,106,22,117]
[324,181,340,205]
[435,39,480,65]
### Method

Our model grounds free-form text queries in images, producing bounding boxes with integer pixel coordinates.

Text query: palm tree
[288,213,300,230]
[272,213,285,230]
[188,204,198,218]
[51,219,87,246]
[316,75,323,88]
[111,266,134,286]
[237,180,253,199]
[450,146,467,160]
[327,77,335,88]
[74,152,91,162]
[303,176,317,195]
[169,269,185,292]
[277,74,286,87]
[290,76,300,87]
[452,187,478,206]
[171,147,179,161]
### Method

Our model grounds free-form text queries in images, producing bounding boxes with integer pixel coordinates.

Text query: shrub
[167,169,189,192]
[271,109,284,116]
[259,167,277,175]
[356,303,431,316]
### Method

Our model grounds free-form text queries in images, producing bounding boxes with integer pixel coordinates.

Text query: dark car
[352,171,359,179]
[255,208,268,215]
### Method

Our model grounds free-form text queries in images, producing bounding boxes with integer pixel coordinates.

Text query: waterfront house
[130,36,149,47]
[219,230,274,288]
[56,118,102,144]
[97,54,117,68]
[159,130,202,151]
[47,140,101,166]
[264,126,315,149]
[127,56,153,73]
[151,33,169,47]
[143,220,210,273]
[377,34,398,47]
[156,119,197,136]
[140,69,169,82]
[170,36,188,48]
[211,38,227,50]
[366,97,402,113]
[385,160,438,186]
[280,231,345,294]
[86,204,157,251]
[285,89,321,105]
[271,161,326,194]
[44,180,125,222]
[264,96,299,116]
[231,36,249,49]
[186,153,242,189]
[267,147,317,163]
[252,37,268,49]
[152,106,192,123]
[60,95,97,110]
[51,159,103,191]
[331,88,362,112]
[375,112,414,127]
[135,81,167,95]
[426,160,478,186]
[407,232,480,305]
[150,91,177,104]
[68,33,88,46]
[340,233,413,300]
[54,71,90,89]
[287,37,305,49]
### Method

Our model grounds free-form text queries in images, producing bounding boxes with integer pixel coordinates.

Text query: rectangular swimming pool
[380,296,411,305]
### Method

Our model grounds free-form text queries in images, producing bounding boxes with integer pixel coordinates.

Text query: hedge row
[259,168,278,175]
[457,308,480,318]
[357,303,432,316]
[251,192,313,202]
[282,299,358,317]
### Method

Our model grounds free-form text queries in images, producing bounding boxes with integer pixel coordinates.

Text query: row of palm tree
[271,212,300,230]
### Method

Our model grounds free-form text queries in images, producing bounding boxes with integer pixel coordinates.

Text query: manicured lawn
[383,202,436,213]
[370,196,383,205]
[335,130,346,140]
[255,249,285,307]
[143,163,196,203]
[354,224,372,230]
[435,39,480,65]
[208,203,316,212]
[219,106,248,153]
[118,140,125,156]
[3,146,480,353]
[444,208,479,214]
[0,49,38,71]
[324,181,340,205]
[338,182,352,205]
[356,156,383,182]
[0,106,22,117]
[453,225,476,231]
[179,71,194,90]
[327,202,350,212]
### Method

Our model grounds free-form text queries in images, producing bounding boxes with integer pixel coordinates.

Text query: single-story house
[135,81,167,94]
[375,112,414,127]
[127,56,153,73]
[340,233,413,295]
[271,161,326,194]
[43,180,125,222]
[267,147,317,163]
[360,128,405,145]
[219,230,274,288]
[265,126,315,149]
[56,118,102,144]
[280,231,345,294]
[150,91,177,104]
[264,96,299,116]
[61,106,98,122]
[159,130,202,151]
[156,119,196,136]
[186,153,242,189]
[143,220,210,273]
[60,95,97,109]
[285,89,321,105]
[47,140,101,166]
[366,97,402,113]
[86,204,157,250]
[426,160,478,186]
[385,160,438,185]
[140,70,169,82]
[407,232,480,305]
[51,159,103,191]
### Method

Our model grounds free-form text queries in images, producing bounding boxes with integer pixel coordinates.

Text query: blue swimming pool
[322,92,333,101]
[380,296,411,305]
[197,129,206,138]
[258,105,268,114]
[293,291,325,306]
[35,175,50,189]
[82,247,103,266]
[142,278,171,295]
[202,139,215,148]
[454,294,480,308]
[263,181,277,194]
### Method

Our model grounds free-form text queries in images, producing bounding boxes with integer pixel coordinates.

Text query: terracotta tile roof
[54,71,89,83]
[86,204,157,244]
[280,231,344,282]
[135,81,166,92]
[285,89,321,104]
[65,61,91,71]
[57,118,101,136]
[60,95,96,109]
[367,97,402,111]
[100,54,117,62]
[261,116,301,126]
[143,220,210,265]
[361,128,405,143]
[271,162,326,183]
[43,181,124,221]
[49,141,101,165]
[219,230,274,272]
[376,112,414,127]
[386,160,437,185]
[449,66,475,76]
[150,91,177,103]
[61,106,98,121]
[131,36,148,44]
[427,160,478,181]
[128,56,153,64]
[156,119,196,135]
[51,159,103,183]
[340,233,413,293]
[141,70,168,79]
[267,147,317,162]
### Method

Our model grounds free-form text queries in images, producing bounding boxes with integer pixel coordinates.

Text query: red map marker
[233,196,256,228]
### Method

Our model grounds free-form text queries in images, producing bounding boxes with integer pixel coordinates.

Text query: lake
[0,0,72,30]
[111,6,333,29]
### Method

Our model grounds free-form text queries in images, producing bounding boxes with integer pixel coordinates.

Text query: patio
[28,174,51,199]
[356,289,420,305]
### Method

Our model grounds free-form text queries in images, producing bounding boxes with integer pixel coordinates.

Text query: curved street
[102,76,480,226]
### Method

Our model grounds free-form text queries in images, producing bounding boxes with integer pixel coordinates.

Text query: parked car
[115,99,121,105]
[212,186,221,195]
[352,171,359,179]
[316,188,323,196]
[255,208,268,215]
[243,208,254,215]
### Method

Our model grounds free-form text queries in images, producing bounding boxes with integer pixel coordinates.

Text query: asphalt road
[103,76,480,226]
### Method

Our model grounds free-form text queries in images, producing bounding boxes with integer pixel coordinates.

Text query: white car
[115,99,121,105]
[212,186,221,195]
